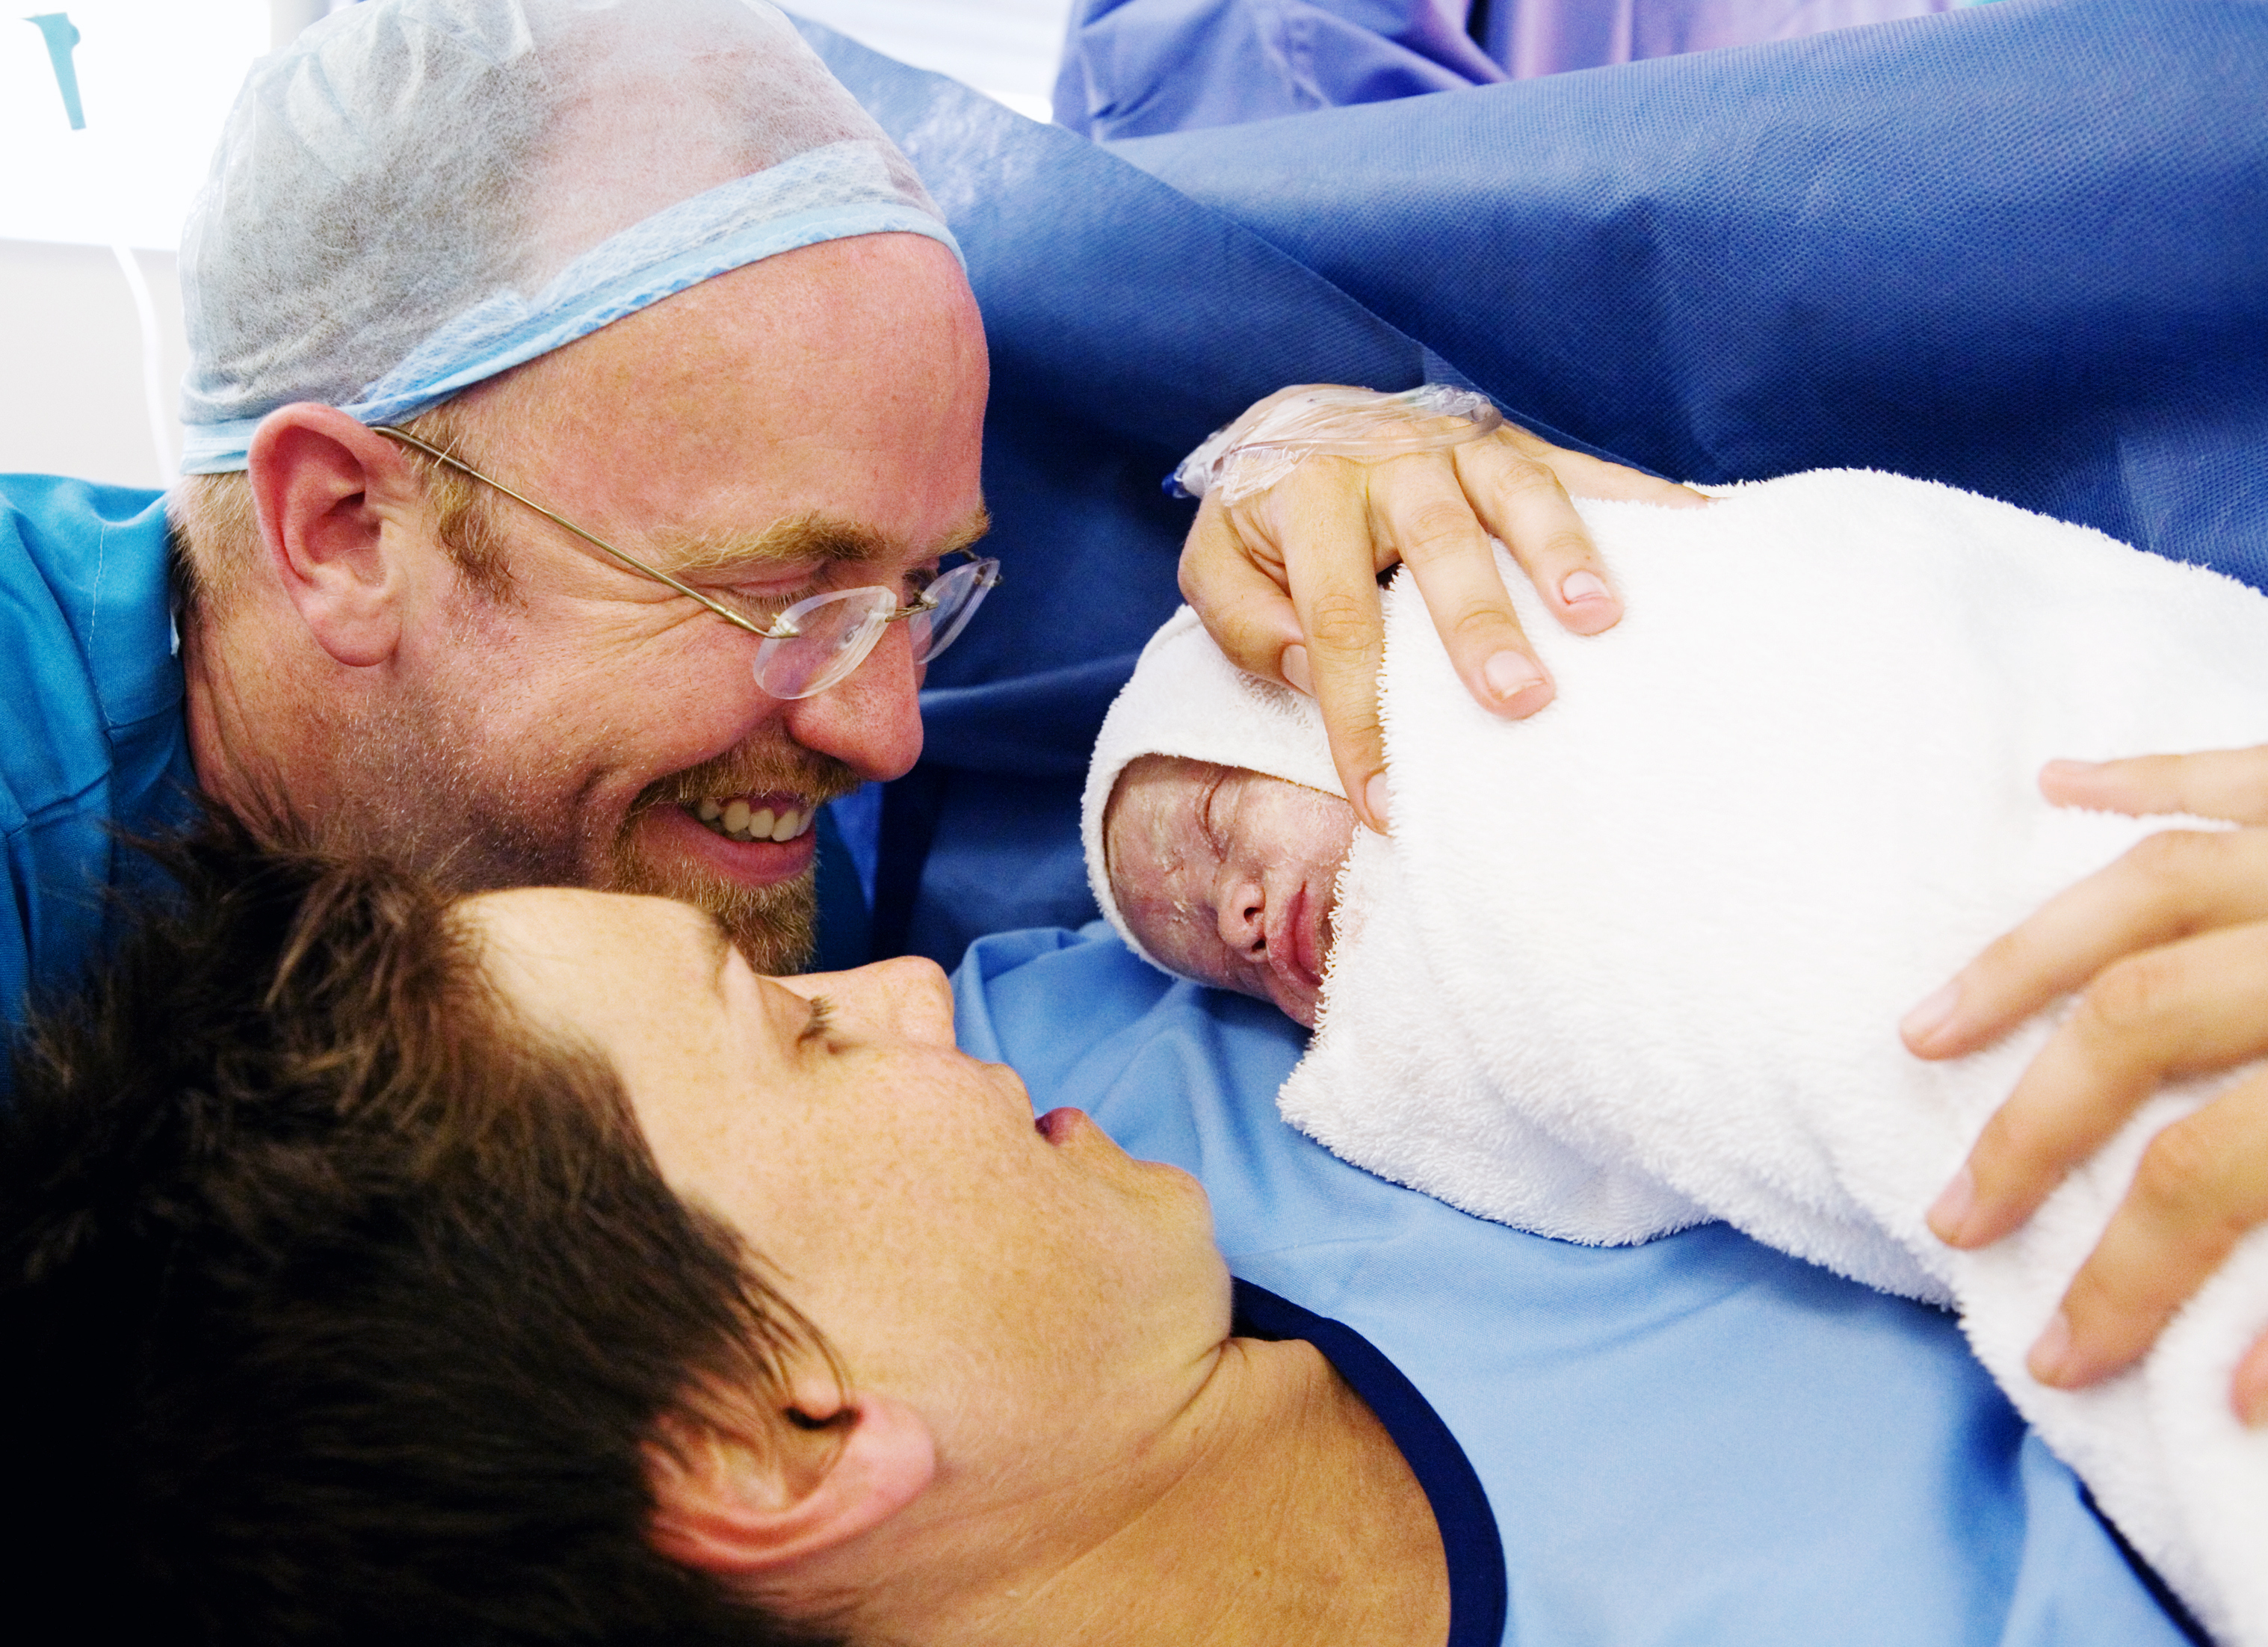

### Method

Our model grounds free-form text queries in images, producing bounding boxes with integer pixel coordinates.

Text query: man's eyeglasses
[374,426,1000,700]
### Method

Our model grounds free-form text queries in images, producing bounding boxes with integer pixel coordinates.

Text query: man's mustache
[632,744,864,818]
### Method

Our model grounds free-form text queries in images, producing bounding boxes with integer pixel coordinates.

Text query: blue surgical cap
[176,0,962,474]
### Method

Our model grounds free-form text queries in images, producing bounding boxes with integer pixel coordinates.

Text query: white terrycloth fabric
[1087,468,2268,1645]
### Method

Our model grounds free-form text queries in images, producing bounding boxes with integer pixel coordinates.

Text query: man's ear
[647,1389,936,1576]
[244,403,428,668]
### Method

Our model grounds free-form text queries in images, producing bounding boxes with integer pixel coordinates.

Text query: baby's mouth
[682,791,818,845]
[1271,881,1329,996]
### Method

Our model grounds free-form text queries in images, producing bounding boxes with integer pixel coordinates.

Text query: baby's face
[1104,755,1358,1027]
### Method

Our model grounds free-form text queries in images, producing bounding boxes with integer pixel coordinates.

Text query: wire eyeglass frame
[372,424,1000,699]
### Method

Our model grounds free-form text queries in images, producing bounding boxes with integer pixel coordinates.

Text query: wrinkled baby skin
[1104,754,1359,1027]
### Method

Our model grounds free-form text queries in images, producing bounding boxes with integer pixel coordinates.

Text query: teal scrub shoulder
[0,475,195,1036]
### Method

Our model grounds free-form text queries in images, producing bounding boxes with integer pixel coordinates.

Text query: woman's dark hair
[0,818,840,1646]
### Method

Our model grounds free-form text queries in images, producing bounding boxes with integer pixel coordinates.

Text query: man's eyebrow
[649,502,992,580]
[934,504,994,560]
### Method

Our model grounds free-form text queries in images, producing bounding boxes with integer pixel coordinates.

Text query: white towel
[1087,469,2268,1644]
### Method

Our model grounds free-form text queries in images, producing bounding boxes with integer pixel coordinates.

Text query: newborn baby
[1102,755,1353,1027]
[1081,469,2268,1647]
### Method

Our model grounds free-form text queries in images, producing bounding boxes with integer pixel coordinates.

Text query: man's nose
[793,954,957,1043]
[779,619,924,782]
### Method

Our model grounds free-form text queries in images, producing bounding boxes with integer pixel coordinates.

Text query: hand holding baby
[1172,384,1707,834]
[1910,744,2268,1426]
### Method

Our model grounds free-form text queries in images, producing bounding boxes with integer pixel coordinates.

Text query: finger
[1902,827,2268,1059]
[1365,450,1554,719]
[2236,1324,2268,1427]
[1266,466,1399,832]
[2024,1067,2268,1388]
[1177,495,1305,687]
[1933,920,2268,1252]
[2040,745,2268,826]
[1499,424,1711,509]
[1450,436,1624,643]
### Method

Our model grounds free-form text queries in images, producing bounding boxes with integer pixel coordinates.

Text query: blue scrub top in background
[1049,0,1964,140]
[0,478,194,1040]
[954,922,2199,1646]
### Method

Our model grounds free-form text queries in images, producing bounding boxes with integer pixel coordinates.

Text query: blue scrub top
[954,922,2196,1646]
[0,476,195,1040]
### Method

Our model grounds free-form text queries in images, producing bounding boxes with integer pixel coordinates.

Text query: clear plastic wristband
[1169,383,1505,507]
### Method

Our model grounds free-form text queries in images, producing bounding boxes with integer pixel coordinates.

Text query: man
[0,824,2197,1644]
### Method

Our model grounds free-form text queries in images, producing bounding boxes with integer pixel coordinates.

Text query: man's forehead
[647,502,992,578]
[448,237,989,580]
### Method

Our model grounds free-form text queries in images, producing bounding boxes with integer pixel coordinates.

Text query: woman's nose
[790,954,957,1042]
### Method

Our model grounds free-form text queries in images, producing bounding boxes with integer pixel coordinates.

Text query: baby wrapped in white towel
[1082,469,2268,1647]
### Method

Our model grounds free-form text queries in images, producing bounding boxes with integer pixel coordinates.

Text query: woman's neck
[853,1334,1450,1647]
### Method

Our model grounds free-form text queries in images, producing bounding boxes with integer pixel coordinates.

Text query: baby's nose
[1215,874,1266,953]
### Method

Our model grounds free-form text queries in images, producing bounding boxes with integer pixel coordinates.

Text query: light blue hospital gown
[954,923,2201,1647]
[0,476,194,1044]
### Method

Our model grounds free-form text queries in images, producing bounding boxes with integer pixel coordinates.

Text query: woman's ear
[244,403,424,667]
[647,1389,936,1576]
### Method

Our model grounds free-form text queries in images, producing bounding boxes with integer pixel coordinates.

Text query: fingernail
[2040,758,2099,785]
[1483,650,1545,699]
[1281,644,1312,695]
[1926,1166,1975,1245]
[1900,981,1960,1049]
[2236,1343,2268,1428]
[1560,570,1610,605]
[1364,773,1391,832]
[2027,1311,2077,1385]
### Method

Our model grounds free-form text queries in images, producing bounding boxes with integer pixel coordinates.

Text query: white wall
[789,0,1072,119]
[0,240,185,488]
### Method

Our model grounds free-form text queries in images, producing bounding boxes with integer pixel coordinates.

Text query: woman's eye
[797,998,836,1046]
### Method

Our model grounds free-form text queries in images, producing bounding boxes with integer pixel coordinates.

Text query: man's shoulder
[2,468,171,580]
[1,473,172,591]
[1,472,167,528]
[0,474,191,1036]
[0,474,179,736]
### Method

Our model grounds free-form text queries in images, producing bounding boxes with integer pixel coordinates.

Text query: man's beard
[316,679,860,977]
[611,744,862,976]
[610,841,818,975]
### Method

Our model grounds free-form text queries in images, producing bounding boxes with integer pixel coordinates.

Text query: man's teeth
[688,796,815,844]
